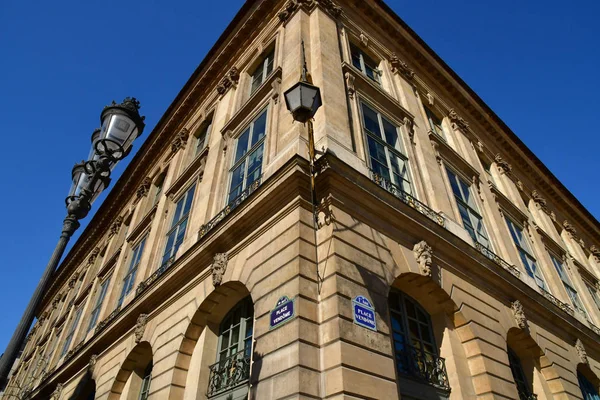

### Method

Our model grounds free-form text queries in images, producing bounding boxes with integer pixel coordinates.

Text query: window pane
[246,145,264,184]
[162,231,176,264]
[182,185,195,216]
[228,162,246,203]
[362,104,381,137]
[383,118,402,152]
[235,128,250,163]
[171,199,184,229]
[251,110,267,147]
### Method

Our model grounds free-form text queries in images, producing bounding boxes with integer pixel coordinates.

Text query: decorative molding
[319,0,343,17]
[345,72,355,99]
[211,253,229,287]
[563,220,578,239]
[271,77,281,104]
[531,190,549,214]
[50,383,63,400]
[590,245,600,261]
[390,53,415,79]
[136,177,153,200]
[108,215,124,239]
[171,128,190,154]
[87,247,101,266]
[216,67,240,95]
[134,313,149,344]
[426,92,434,106]
[494,154,512,175]
[448,109,469,132]
[413,240,433,277]
[511,300,527,330]
[360,31,369,47]
[88,354,98,375]
[67,272,80,289]
[278,0,342,23]
[403,117,415,145]
[576,339,588,364]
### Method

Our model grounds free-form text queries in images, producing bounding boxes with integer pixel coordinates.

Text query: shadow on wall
[67,370,95,400]
[248,351,263,400]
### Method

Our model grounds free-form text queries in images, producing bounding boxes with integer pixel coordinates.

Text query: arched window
[138,362,153,400]
[388,289,450,394]
[579,371,600,400]
[507,347,535,400]
[207,296,254,399]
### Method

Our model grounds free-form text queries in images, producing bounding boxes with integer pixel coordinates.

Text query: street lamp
[0,97,145,390]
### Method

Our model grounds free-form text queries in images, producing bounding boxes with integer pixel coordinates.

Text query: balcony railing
[518,390,538,400]
[396,345,451,391]
[540,288,574,315]
[136,255,175,297]
[199,177,262,240]
[370,172,445,227]
[207,349,251,397]
[474,242,521,278]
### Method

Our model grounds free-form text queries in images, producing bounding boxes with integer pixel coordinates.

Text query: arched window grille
[388,289,450,392]
[578,372,600,400]
[207,296,254,399]
[507,347,536,400]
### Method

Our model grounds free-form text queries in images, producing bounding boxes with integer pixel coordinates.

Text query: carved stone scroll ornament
[88,247,101,266]
[590,245,600,261]
[272,77,282,104]
[494,154,512,175]
[134,313,149,344]
[171,128,190,154]
[108,215,124,239]
[278,0,342,23]
[413,241,433,277]
[136,177,152,200]
[345,72,355,99]
[216,67,240,95]
[531,190,549,213]
[50,383,64,400]
[511,300,527,330]
[576,339,588,365]
[68,271,80,289]
[403,117,415,144]
[319,0,343,17]
[211,253,229,287]
[360,32,369,47]
[390,53,415,79]
[448,109,469,132]
[563,220,578,240]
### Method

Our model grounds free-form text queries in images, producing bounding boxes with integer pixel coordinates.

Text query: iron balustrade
[136,256,175,297]
[370,172,445,227]
[207,349,251,397]
[474,242,521,278]
[94,306,121,335]
[199,177,262,239]
[396,345,451,391]
[540,288,574,315]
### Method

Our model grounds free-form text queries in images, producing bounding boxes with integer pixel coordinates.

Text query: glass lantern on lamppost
[0,97,145,391]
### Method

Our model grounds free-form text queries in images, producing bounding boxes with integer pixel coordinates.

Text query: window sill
[220,67,282,136]
[342,62,413,122]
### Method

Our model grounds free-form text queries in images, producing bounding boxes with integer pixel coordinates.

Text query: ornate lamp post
[0,98,145,390]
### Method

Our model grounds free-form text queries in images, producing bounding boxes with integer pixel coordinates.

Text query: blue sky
[0,0,598,353]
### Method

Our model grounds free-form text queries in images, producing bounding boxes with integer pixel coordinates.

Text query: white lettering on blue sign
[352,295,377,331]
[270,296,295,329]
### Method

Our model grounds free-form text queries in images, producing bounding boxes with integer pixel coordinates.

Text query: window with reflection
[507,347,535,400]
[160,184,196,268]
[351,44,381,84]
[60,306,83,358]
[505,217,547,291]
[578,371,600,400]
[228,109,267,204]
[87,276,111,332]
[550,255,587,316]
[251,50,274,94]
[424,106,445,140]
[208,296,254,399]
[586,283,600,312]
[195,116,212,157]
[446,168,490,249]
[388,289,450,392]
[118,237,147,307]
[362,103,413,195]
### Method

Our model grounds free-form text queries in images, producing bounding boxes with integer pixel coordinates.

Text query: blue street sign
[353,295,377,331]
[270,296,295,329]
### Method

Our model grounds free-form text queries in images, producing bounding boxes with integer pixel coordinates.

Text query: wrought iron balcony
[199,177,262,240]
[396,345,451,391]
[474,242,521,278]
[207,350,251,397]
[518,390,538,400]
[370,172,445,227]
[136,256,175,296]
[540,288,574,315]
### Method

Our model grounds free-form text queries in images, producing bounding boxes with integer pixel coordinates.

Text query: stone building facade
[3,0,600,399]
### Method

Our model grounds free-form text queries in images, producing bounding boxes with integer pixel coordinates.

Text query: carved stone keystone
[413,241,433,277]
[134,314,148,344]
[576,339,588,365]
[212,253,229,287]
[511,300,527,330]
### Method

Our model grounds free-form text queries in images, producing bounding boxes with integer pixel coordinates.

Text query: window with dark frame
[138,362,153,400]
[251,49,274,94]
[578,371,600,400]
[350,43,381,84]
[118,237,147,308]
[195,116,213,157]
[550,255,587,316]
[446,167,490,249]
[87,276,111,332]
[361,103,413,195]
[586,283,600,312]
[228,109,267,204]
[505,217,547,291]
[507,347,535,400]
[160,184,196,269]
[424,106,445,140]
